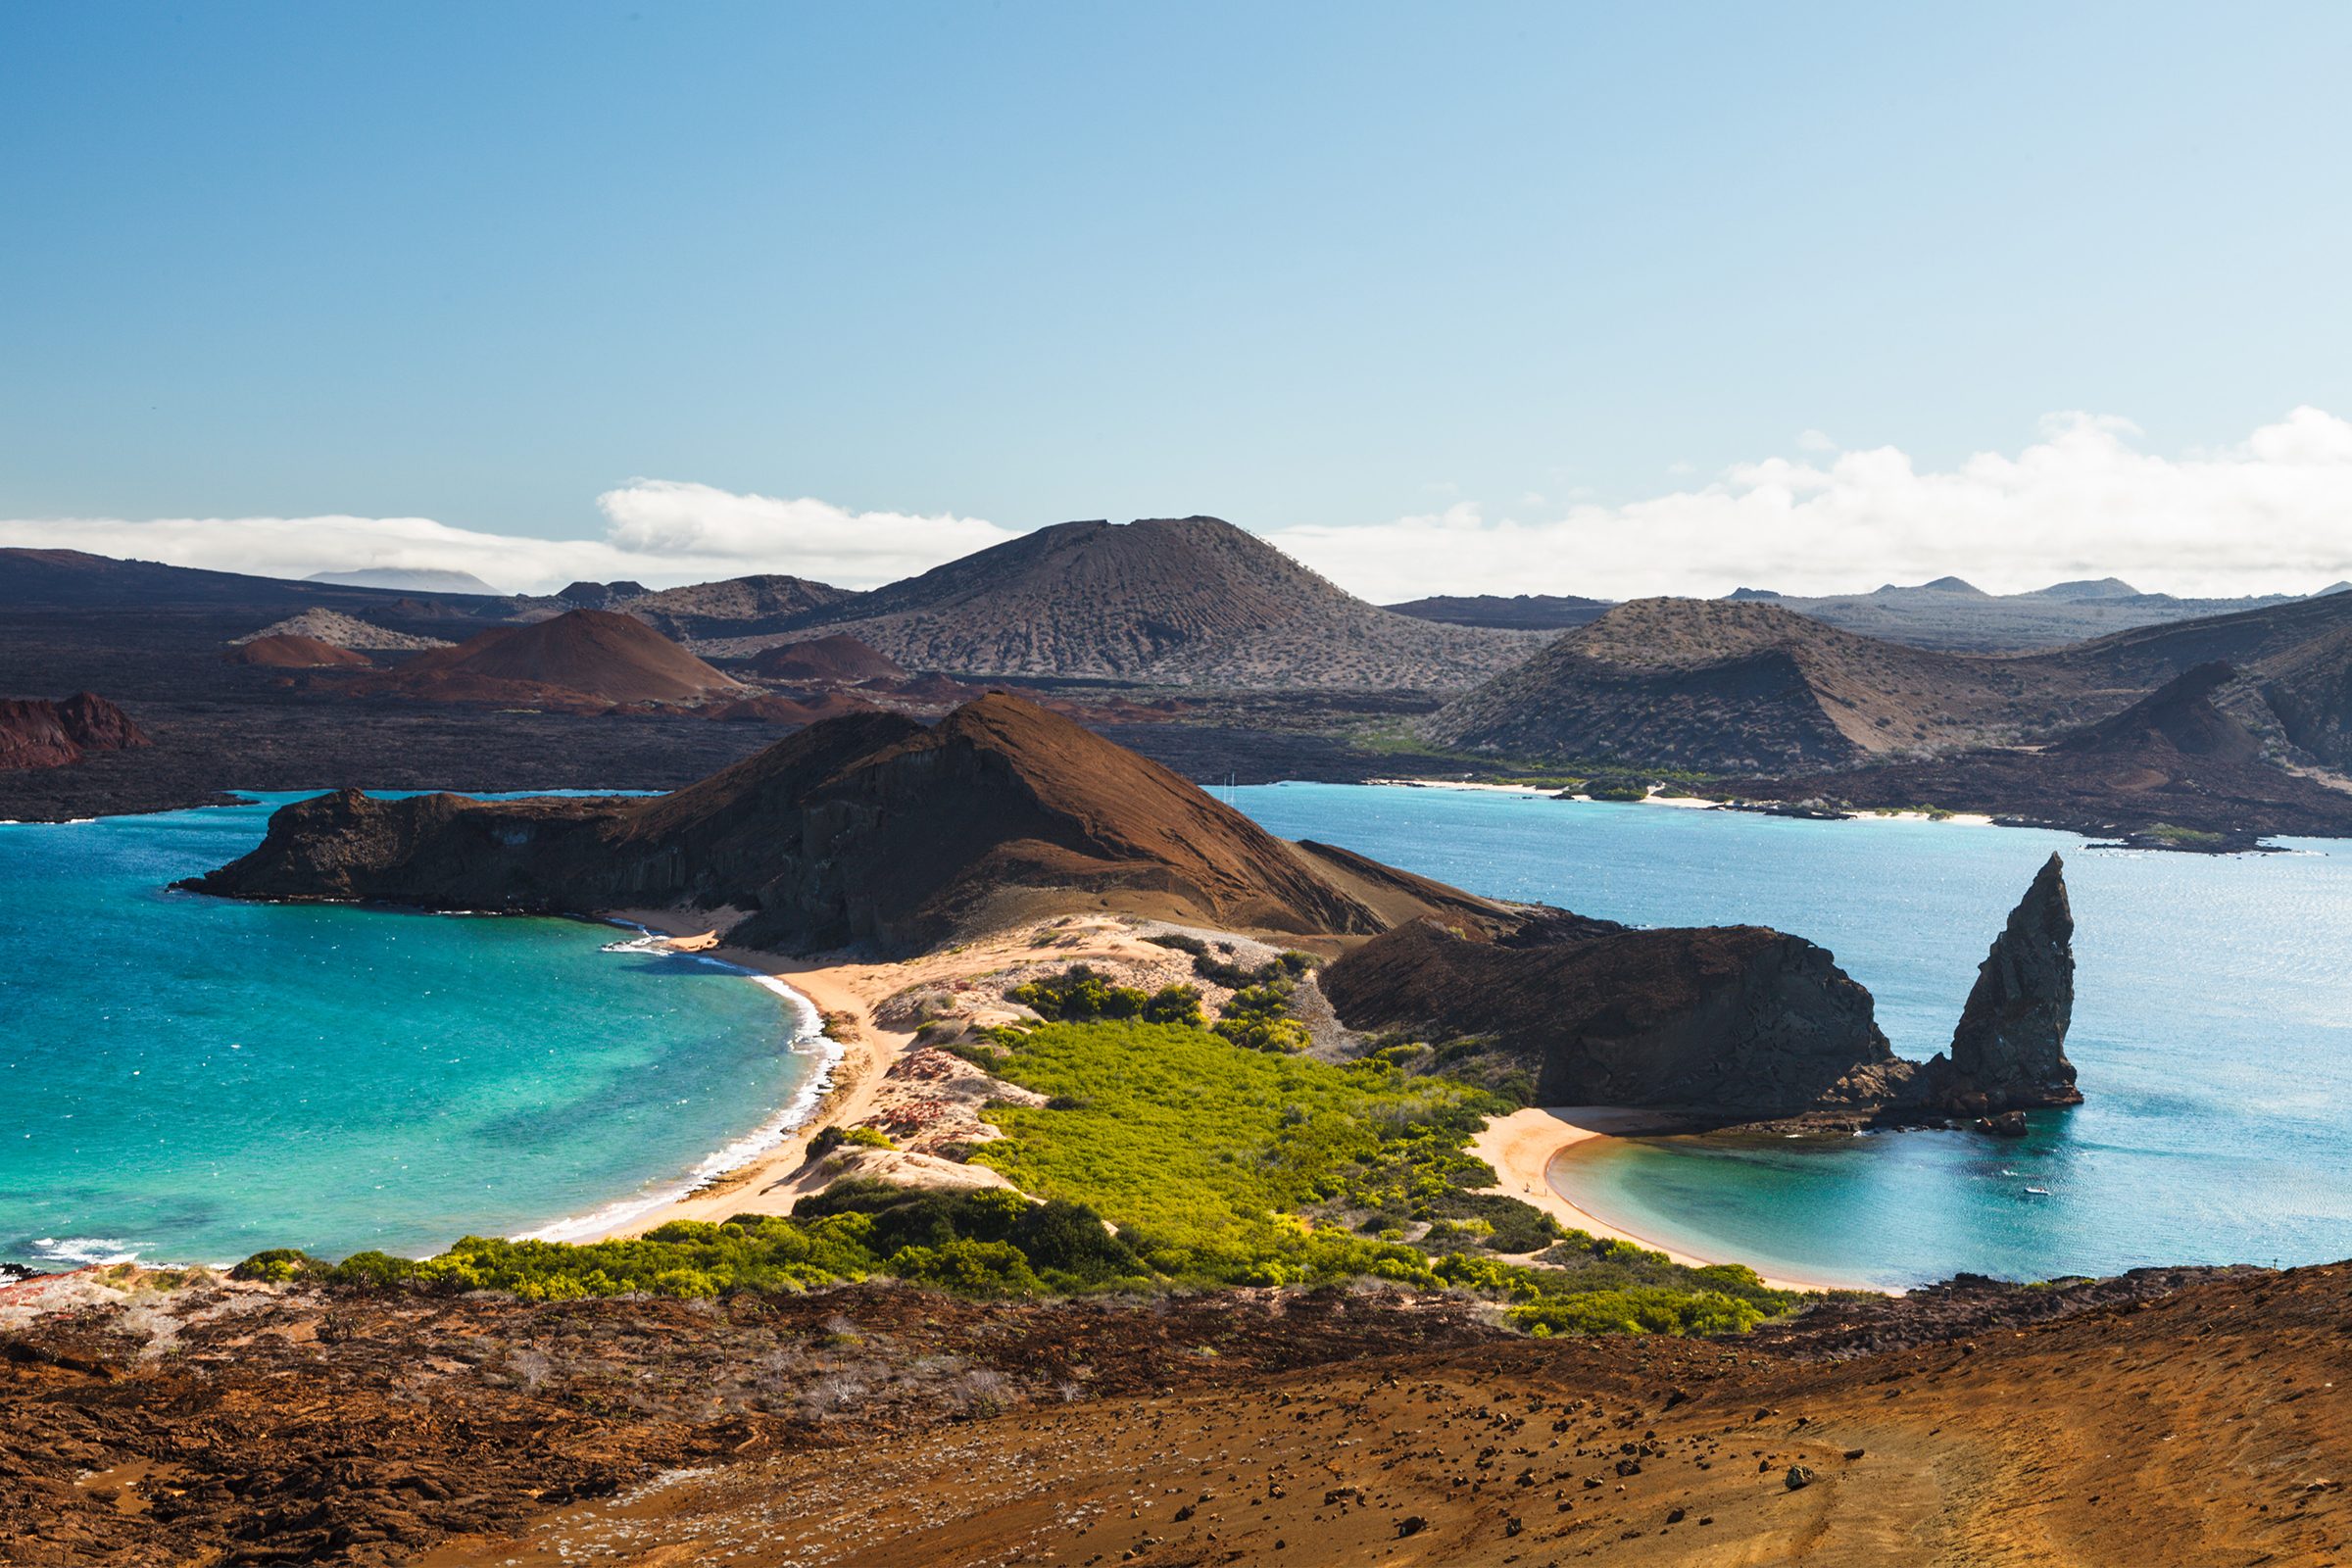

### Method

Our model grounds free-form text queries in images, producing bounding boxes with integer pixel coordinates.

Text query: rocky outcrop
[1324,856,2086,1123]
[1320,911,1907,1115]
[1911,854,2080,1113]
[0,692,150,770]
[181,694,1515,955]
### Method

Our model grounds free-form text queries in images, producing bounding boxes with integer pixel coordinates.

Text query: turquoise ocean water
[11,782,2349,1289]
[1229,784,2352,1290]
[0,794,823,1273]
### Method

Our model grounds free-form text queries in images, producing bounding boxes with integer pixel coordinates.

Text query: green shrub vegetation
[234,1007,1806,1339]
[1211,979,1313,1053]
[1008,964,1205,1027]
[810,1124,899,1156]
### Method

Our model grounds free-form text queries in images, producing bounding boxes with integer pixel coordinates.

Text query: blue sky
[5,2,2352,598]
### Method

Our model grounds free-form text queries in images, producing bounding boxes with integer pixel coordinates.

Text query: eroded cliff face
[1321,913,1905,1116]
[1911,853,2081,1113]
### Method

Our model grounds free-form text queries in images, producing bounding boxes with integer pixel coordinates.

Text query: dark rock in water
[1320,911,1908,1116]
[1978,1109,2031,1138]
[1914,854,2081,1112]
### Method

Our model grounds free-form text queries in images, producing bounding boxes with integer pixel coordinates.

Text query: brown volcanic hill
[726,516,1541,690]
[0,692,150,770]
[748,633,907,685]
[1740,663,2352,846]
[369,609,747,707]
[182,693,1516,953]
[1421,599,2082,772]
[223,634,370,669]
[612,574,861,641]
[9,1256,2347,1567]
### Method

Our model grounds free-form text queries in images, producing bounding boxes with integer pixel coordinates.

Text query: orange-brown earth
[6,1263,2345,1566]
[223,633,371,669]
[355,609,747,709]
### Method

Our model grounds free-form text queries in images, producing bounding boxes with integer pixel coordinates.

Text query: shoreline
[559,908,919,1241]
[1470,1106,1887,1295]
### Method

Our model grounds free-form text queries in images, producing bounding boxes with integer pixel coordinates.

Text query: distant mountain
[611,575,861,642]
[307,567,506,596]
[2037,584,2352,692]
[1746,578,2310,653]
[1419,599,2089,772]
[554,579,651,608]
[1383,593,1613,632]
[363,609,747,709]
[1740,663,2352,846]
[2026,577,2141,601]
[737,516,1541,690]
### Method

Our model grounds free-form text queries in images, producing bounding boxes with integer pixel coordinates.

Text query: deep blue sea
[1230,784,2352,1290]
[0,794,823,1273]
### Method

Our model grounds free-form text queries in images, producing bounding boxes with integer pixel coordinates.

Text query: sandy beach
[576,913,1879,1295]
[1469,1105,1877,1294]
[578,909,1218,1240]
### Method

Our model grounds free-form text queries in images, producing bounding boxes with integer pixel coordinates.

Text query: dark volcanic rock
[1914,853,2080,1113]
[1320,912,1905,1115]
[180,693,1512,955]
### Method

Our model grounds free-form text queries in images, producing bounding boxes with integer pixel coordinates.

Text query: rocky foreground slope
[4,1259,2342,1566]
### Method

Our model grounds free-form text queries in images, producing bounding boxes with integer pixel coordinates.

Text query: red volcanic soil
[365,609,746,708]
[0,692,150,770]
[747,633,907,686]
[223,634,370,669]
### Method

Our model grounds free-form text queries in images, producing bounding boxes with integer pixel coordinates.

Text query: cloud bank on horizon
[7,410,2351,603]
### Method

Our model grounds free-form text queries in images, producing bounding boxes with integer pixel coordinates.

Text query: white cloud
[7,410,2352,605]
[1261,408,2352,602]
[0,482,1012,596]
